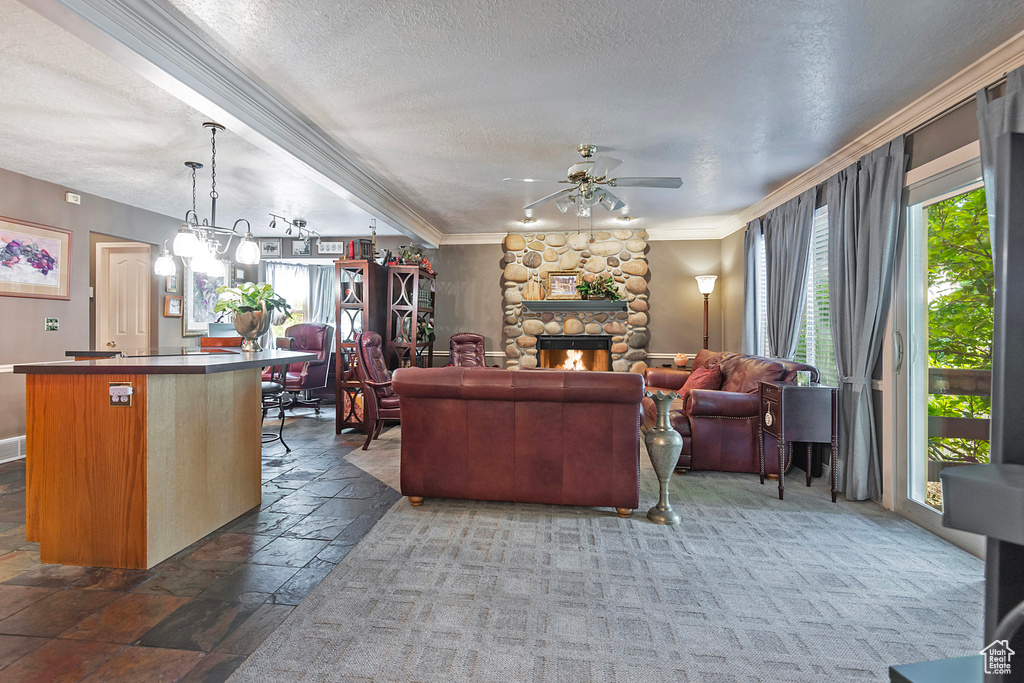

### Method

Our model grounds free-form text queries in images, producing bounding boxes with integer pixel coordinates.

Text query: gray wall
[719,229,745,353]
[0,166,191,439]
[646,239,725,355]
[432,243,504,359]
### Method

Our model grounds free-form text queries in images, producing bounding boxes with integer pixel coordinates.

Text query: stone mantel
[523,300,628,313]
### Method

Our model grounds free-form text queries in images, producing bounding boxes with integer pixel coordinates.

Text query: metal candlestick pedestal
[644,390,683,525]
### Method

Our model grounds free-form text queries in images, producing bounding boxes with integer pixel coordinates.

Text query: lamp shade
[695,275,718,295]
[192,242,219,275]
[172,226,200,258]
[153,249,176,276]
[235,235,260,265]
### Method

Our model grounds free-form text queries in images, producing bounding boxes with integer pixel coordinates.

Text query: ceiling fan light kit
[509,144,681,220]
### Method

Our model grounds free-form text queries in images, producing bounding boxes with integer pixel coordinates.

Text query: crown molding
[20,0,444,248]
[439,232,506,245]
[720,29,1024,237]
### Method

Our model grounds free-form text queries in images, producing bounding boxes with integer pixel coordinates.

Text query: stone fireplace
[537,335,612,371]
[501,229,650,372]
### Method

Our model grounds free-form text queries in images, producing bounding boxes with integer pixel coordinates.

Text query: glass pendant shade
[172,226,201,257]
[153,249,176,276]
[695,275,718,295]
[555,196,574,214]
[575,202,591,218]
[235,235,260,265]
[192,242,218,274]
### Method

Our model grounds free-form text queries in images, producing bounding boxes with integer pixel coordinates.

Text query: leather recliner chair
[448,332,498,367]
[354,331,401,450]
[643,349,819,475]
[267,323,334,413]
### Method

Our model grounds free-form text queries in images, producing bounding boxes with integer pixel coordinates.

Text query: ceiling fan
[504,144,683,218]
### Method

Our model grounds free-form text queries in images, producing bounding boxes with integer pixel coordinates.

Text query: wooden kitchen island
[13,348,316,569]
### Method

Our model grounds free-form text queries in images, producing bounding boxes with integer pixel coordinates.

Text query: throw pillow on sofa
[681,365,723,393]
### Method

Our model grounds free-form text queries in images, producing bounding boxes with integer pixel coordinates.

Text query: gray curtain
[740,218,763,355]
[827,136,907,501]
[763,187,816,358]
[978,65,1024,246]
[310,265,334,326]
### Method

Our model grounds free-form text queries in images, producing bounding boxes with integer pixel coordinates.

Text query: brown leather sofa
[643,350,818,474]
[392,367,643,515]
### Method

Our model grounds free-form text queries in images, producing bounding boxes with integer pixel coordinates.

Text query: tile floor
[0,407,399,682]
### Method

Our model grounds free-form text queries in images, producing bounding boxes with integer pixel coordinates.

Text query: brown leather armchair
[393,366,642,515]
[643,350,818,475]
[448,332,498,367]
[354,332,400,450]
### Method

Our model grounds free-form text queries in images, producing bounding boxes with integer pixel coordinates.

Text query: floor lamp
[695,276,717,349]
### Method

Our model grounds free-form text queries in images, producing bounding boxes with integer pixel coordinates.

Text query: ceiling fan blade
[599,188,625,212]
[611,177,683,188]
[503,178,566,183]
[523,188,572,211]
[589,156,622,180]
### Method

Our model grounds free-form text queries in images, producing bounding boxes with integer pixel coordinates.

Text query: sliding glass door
[893,157,989,552]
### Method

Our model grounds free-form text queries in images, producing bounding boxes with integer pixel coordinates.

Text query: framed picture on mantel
[545,270,581,300]
[0,216,72,300]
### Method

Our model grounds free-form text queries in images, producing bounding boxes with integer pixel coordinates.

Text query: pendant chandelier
[153,122,259,276]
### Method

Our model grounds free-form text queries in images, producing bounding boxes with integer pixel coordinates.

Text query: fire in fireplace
[537,335,612,371]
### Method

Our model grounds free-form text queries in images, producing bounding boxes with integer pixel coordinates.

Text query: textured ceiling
[0,0,400,239]
[157,0,1024,235]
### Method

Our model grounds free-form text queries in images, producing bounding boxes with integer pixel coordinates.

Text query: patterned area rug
[231,431,983,682]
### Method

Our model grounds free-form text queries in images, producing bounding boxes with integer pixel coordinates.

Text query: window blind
[793,207,839,386]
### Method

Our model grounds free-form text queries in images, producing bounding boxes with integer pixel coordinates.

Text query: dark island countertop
[15,348,317,375]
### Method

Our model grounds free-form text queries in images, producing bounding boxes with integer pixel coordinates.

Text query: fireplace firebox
[537,335,612,372]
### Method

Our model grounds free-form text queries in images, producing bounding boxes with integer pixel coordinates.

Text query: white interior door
[96,242,151,351]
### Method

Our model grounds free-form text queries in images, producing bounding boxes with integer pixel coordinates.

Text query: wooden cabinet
[758,380,838,502]
[386,265,436,369]
[334,259,387,435]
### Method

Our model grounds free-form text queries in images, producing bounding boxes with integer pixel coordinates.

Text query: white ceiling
[4,0,1024,241]
[160,0,1024,235]
[0,0,400,239]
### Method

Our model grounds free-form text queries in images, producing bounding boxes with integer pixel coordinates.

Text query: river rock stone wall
[502,229,650,372]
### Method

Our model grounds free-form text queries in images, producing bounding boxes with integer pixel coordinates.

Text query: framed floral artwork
[182,260,231,336]
[0,216,72,300]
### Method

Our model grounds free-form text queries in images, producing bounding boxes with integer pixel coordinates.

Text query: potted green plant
[214,282,292,351]
[576,275,623,301]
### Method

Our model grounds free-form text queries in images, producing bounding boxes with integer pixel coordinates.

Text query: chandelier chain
[209,127,219,200]
[191,166,197,216]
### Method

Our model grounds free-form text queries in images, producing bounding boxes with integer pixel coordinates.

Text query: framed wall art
[182,260,231,336]
[165,274,179,293]
[260,238,282,258]
[290,239,312,256]
[544,270,581,300]
[0,216,72,300]
[164,294,183,317]
[317,240,347,255]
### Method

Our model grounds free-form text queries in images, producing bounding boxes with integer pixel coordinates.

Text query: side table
[758,380,838,502]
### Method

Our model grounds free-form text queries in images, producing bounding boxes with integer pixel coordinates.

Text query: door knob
[106,341,117,348]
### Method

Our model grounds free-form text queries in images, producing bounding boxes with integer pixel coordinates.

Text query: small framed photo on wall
[164,294,183,317]
[260,238,282,258]
[165,274,179,293]
[290,239,312,256]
